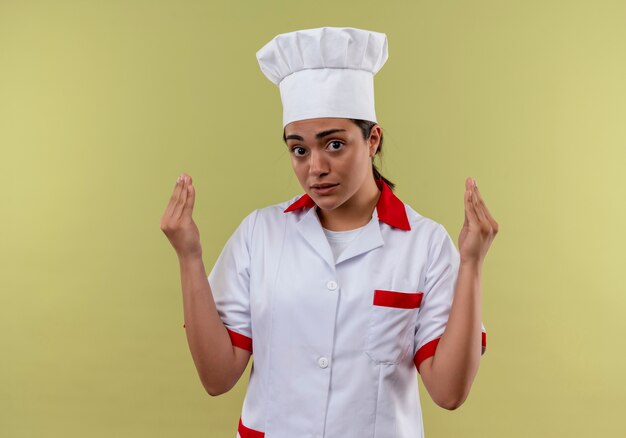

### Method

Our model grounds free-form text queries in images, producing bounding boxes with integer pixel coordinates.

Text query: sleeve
[413,223,487,373]
[204,209,259,353]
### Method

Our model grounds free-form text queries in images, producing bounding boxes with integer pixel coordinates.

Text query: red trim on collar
[283,191,316,212]
[375,180,411,230]
[283,179,411,231]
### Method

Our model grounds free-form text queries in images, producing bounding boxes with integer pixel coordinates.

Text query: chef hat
[255,26,389,129]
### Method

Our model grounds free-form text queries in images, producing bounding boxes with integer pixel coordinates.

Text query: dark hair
[281,118,396,191]
[349,118,395,191]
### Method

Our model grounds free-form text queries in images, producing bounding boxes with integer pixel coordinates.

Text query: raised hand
[458,177,499,267]
[160,173,202,260]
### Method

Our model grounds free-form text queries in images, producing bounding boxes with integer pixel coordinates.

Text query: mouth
[311,183,339,195]
[311,183,339,189]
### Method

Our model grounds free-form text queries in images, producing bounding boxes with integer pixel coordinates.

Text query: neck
[317,178,381,231]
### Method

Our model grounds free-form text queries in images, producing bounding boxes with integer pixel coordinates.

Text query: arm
[180,254,251,396]
[161,173,252,397]
[419,177,498,410]
[418,261,483,410]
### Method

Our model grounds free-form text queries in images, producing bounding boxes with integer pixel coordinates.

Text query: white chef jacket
[206,180,487,438]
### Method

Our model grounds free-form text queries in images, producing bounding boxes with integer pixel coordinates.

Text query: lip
[311,183,339,195]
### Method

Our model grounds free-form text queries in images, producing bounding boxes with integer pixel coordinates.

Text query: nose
[309,149,329,177]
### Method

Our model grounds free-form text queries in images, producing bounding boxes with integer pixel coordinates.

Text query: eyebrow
[285,128,347,142]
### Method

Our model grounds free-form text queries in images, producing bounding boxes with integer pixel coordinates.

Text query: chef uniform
[205,27,487,438]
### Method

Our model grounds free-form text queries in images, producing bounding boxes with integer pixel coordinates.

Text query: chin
[312,195,343,211]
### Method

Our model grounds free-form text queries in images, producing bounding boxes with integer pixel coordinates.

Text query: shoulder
[402,202,449,239]
[235,194,305,235]
[399,202,460,277]
[252,194,303,222]
[399,201,458,259]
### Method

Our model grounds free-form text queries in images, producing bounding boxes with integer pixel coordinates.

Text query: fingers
[464,185,479,225]
[165,173,193,220]
[472,181,499,232]
[470,181,488,225]
[164,175,185,218]
[172,174,190,219]
[182,176,195,216]
[466,178,499,234]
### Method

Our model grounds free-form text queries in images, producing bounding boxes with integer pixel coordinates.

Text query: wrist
[178,252,204,264]
[460,258,483,272]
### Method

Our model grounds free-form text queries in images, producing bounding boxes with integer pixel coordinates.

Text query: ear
[368,125,381,157]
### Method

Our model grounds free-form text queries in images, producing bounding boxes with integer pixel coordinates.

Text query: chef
[178,26,498,438]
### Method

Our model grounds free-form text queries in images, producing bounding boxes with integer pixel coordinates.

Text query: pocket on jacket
[365,289,423,364]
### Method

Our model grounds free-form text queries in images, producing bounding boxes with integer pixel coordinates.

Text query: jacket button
[326,280,338,291]
[318,357,329,368]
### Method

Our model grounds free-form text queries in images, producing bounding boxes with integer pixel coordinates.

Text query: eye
[327,140,344,151]
[290,146,307,157]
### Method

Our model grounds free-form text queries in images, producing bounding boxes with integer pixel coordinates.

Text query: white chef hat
[255,26,389,129]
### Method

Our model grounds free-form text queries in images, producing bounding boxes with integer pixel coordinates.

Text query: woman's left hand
[458,177,499,266]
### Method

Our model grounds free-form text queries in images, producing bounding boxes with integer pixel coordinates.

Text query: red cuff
[414,330,487,374]
[227,328,253,353]
[414,337,440,373]
[482,331,487,355]
[238,417,264,437]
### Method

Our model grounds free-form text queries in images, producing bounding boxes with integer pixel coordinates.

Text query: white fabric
[322,223,367,262]
[208,194,486,438]
[255,26,389,128]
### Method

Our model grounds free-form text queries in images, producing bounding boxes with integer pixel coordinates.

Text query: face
[284,117,380,211]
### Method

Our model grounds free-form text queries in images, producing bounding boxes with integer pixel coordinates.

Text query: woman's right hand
[160,173,202,260]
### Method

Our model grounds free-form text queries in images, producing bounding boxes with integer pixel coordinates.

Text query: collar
[283,179,411,231]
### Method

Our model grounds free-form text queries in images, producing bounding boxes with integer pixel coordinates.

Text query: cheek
[344,151,370,176]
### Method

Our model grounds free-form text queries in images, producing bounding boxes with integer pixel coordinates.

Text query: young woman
[160,27,499,438]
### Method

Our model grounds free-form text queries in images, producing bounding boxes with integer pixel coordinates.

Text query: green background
[1,0,624,436]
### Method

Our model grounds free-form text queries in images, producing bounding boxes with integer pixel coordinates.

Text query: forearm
[179,255,238,395]
[428,261,483,406]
